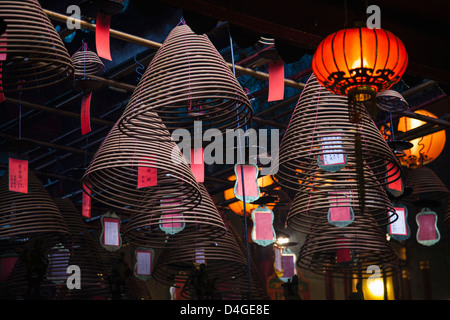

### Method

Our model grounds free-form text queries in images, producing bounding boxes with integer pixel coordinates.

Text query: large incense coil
[71,45,104,77]
[152,228,249,299]
[273,74,401,192]
[89,228,153,300]
[52,198,110,300]
[287,173,397,233]
[117,24,252,141]
[81,120,202,214]
[0,0,74,93]
[0,171,70,250]
[123,183,227,248]
[297,212,399,278]
[404,166,449,202]
[445,201,450,228]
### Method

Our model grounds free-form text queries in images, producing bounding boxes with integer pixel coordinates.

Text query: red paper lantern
[312,27,408,102]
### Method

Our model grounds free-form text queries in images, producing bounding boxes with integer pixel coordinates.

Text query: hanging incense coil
[375,90,409,112]
[273,74,401,192]
[152,227,249,300]
[71,44,104,77]
[444,201,450,228]
[0,0,74,93]
[0,171,71,299]
[52,198,110,299]
[297,212,399,278]
[404,166,449,203]
[287,170,397,232]
[81,119,202,214]
[89,228,153,300]
[0,171,70,250]
[117,24,252,141]
[123,183,227,248]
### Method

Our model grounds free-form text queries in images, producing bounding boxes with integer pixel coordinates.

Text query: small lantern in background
[397,109,446,167]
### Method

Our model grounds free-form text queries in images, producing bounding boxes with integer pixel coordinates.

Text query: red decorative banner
[0,256,18,283]
[95,12,112,61]
[8,158,28,193]
[0,33,6,103]
[336,238,352,263]
[0,64,4,103]
[190,148,204,183]
[81,92,92,135]
[82,183,91,218]
[138,156,157,188]
[386,162,403,196]
[268,59,284,102]
[0,32,6,61]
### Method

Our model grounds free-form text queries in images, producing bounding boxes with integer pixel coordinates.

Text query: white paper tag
[321,134,345,166]
[104,219,120,246]
[389,208,407,235]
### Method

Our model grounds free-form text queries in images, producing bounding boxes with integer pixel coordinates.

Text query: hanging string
[133,55,145,82]
[229,29,252,300]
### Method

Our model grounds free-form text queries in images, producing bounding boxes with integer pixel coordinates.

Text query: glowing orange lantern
[312,27,408,102]
[397,109,446,167]
[224,174,276,216]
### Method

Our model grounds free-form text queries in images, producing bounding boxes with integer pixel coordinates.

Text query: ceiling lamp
[397,109,446,167]
[312,26,408,102]
[117,24,252,141]
[0,0,74,94]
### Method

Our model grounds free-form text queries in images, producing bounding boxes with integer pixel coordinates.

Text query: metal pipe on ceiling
[0,133,94,156]
[43,9,305,90]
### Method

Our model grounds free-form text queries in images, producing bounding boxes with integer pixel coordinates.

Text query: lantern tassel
[348,97,365,215]
[355,131,365,215]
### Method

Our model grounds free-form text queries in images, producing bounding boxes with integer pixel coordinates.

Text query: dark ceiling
[1,0,450,230]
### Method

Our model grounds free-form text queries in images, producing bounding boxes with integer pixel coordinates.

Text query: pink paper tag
[268,59,284,102]
[190,148,204,183]
[8,158,28,193]
[254,210,273,240]
[82,183,91,218]
[81,92,92,135]
[138,157,157,188]
[417,214,437,241]
[235,164,259,199]
[328,191,352,222]
[95,12,112,61]
[281,255,295,278]
[160,213,184,229]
